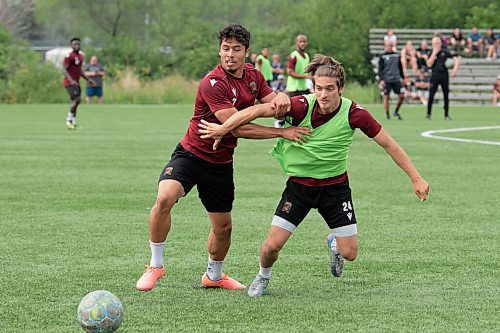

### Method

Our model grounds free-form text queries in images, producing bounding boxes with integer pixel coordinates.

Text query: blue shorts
[86,86,103,98]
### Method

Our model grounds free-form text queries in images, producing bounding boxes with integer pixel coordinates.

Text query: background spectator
[493,75,500,106]
[384,28,397,52]
[271,53,283,86]
[249,53,257,66]
[449,28,466,55]
[485,28,497,60]
[378,42,405,120]
[414,71,430,105]
[433,31,449,49]
[416,39,431,73]
[272,74,286,92]
[255,47,273,86]
[83,55,105,104]
[466,27,483,57]
[401,40,418,74]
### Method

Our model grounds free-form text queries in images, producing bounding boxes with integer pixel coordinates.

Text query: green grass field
[1,103,499,332]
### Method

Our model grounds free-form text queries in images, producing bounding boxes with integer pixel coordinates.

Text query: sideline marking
[421,126,500,146]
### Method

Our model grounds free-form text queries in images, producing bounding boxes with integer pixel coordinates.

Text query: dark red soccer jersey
[63,50,84,87]
[286,95,382,186]
[180,63,274,164]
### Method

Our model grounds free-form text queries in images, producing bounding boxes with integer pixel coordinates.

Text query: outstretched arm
[199,99,311,150]
[201,103,277,138]
[372,128,430,201]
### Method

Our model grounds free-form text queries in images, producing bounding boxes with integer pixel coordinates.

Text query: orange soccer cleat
[201,273,246,290]
[136,265,165,291]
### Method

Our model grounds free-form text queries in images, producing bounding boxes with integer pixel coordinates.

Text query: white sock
[149,240,165,268]
[66,112,72,121]
[259,265,272,279]
[207,257,224,281]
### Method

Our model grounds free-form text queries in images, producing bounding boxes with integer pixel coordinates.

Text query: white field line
[421,126,500,146]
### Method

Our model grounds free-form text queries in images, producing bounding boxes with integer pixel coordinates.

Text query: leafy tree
[465,2,499,28]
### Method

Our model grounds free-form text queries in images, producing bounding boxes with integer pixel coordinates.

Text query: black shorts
[383,81,403,96]
[274,179,357,230]
[158,144,234,213]
[66,85,81,100]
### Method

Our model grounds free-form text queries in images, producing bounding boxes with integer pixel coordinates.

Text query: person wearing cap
[272,74,286,93]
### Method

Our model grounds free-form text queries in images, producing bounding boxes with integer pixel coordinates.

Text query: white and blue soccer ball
[77,290,124,333]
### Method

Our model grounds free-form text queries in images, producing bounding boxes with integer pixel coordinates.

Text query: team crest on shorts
[164,167,173,176]
[281,201,292,214]
[249,82,257,94]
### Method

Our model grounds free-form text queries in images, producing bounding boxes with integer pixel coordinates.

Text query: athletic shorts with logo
[158,144,234,213]
[274,179,357,230]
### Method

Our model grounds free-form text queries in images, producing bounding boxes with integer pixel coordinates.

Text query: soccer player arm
[286,56,310,79]
[201,103,278,137]
[372,128,429,201]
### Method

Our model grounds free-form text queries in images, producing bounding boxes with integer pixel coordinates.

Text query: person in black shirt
[426,37,460,120]
[416,39,431,72]
[378,43,405,120]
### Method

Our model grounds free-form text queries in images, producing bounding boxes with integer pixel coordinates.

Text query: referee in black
[378,42,405,120]
[426,36,460,120]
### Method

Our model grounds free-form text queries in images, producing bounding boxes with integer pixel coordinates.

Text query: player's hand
[412,177,430,201]
[270,92,291,118]
[281,126,312,144]
[379,80,385,88]
[198,119,225,150]
[88,79,96,87]
[450,70,457,78]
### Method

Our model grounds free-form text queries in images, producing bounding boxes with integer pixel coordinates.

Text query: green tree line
[0,0,498,103]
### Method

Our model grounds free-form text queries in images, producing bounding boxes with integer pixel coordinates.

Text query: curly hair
[217,24,252,49]
[305,54,345,89]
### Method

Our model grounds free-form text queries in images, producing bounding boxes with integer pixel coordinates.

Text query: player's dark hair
[217,24,251,49]
[70,37,81,43]
[305,54,345,89]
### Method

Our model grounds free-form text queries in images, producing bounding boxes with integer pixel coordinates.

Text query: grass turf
[0,103,499,332]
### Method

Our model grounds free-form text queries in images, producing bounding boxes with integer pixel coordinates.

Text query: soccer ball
[445,58,454,69]
[77,290,124,333]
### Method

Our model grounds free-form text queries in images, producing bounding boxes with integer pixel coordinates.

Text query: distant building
[45,47,80,69]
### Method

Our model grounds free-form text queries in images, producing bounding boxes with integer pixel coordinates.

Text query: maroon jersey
[180,63,273,164]
[286,95,382,186]
[63,50,84,87]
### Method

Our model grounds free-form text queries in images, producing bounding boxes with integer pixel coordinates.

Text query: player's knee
[261,239,282,256]
[154,194,176,214]
[214,222,232,237]
[341,246,358,261]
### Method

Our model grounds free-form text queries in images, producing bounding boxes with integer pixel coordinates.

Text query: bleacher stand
[370,28,500,105]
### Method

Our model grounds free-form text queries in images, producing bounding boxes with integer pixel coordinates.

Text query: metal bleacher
[369,28,499,105]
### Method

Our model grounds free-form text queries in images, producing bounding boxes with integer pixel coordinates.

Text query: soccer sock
[149,240,165,268]
[66,112,73,121]
[395,105,400,113]
[207,257,224,281]
[259,265,272,279]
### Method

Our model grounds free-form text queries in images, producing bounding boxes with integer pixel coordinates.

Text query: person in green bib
[255,47,273,87]
[275,34,312,128]
[198,54,430,297]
